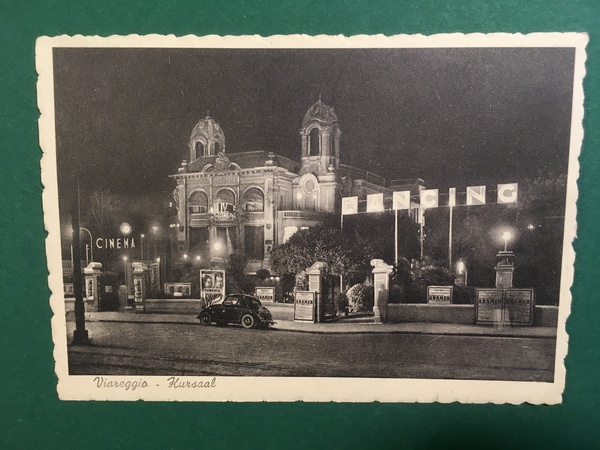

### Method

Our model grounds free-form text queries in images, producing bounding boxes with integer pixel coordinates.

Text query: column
[371,259,393,323]
[83,262,103,312]
[132,262,149,312]
[306,261,327,323]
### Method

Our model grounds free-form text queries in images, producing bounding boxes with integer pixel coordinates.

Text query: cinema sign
[95,237,137,250]
[342,183,518,215]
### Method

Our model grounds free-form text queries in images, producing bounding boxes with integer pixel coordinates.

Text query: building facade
[170,98,420,275]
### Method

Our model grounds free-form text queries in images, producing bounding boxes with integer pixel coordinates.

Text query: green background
[1,0,599,448]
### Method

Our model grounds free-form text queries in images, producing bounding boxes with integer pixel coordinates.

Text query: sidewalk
[76,311,557,339]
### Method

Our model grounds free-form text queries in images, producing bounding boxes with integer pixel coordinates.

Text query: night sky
[53,46,575,213]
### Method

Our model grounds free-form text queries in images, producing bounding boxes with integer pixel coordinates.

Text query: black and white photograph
[37,33,587,403]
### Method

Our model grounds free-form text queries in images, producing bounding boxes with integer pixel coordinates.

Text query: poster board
[294,291,316,322]
[427,286,453,304]
[503,289,535,325]
[200,269,225,305]
[255,286,275,302]
[475,289,504,324]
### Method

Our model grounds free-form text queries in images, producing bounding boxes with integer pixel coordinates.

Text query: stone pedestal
[371,259,393,323]
[495,251,515,289]
[132,262,149,312]
[83,262,102,312]
[306,261,327,323]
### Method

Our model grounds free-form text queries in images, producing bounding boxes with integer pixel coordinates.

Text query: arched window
[309,128,320,156]
[214,189,235,212]
[195,141,205,157]
[214,141,221,155]
[188,191,208,214]
[243,188,264,212]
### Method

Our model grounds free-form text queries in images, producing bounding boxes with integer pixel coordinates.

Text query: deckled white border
[37,33,588,403]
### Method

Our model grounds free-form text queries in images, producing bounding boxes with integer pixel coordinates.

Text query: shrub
[335,292,349,313]
[346,283,374,313]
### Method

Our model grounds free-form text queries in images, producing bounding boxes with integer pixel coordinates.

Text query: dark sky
[53,46,575,212]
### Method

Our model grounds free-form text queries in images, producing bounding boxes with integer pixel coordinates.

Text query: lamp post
[80,227,94,264]
[141,233,145,263]
[123,255,128,284]
[152,225,160,260]
[156,257,161,294]
[501,231,512,252]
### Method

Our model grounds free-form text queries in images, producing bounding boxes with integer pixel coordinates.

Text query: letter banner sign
[341,196,358,215]
[427,286,453,304]
[448,187,456,207]
[255,287,275,303]
[366,193,384,212]
[497,183,518,204]
[420,189,438,209]
[466,185,486,205]
[475,289,504,324]
[200,269,225,306]
[393,191,411,210]
[503,289,534,325]
[294,291,316,322]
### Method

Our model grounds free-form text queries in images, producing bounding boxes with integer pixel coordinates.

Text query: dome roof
[302,98,338,128]
[190,114,224,145]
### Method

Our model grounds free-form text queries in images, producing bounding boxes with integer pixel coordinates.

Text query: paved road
[67,321,556,382]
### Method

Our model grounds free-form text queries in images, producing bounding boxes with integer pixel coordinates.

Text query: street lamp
[501,231,512,252]
[141,233,145,263]
[120,222,132,236]
[195,255,201,263]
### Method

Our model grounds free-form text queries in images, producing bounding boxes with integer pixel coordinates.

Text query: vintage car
[197,294,275,329]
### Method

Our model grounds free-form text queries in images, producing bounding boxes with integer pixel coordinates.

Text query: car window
[251,299,262,308]
[223,297,239,306]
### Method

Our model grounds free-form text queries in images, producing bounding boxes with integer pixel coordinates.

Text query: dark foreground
[67,320,556,382]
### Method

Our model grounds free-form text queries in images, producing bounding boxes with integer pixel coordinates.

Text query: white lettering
[393,191,411,210]
[497,183,518,204]
[420,189,438,209]
[448,187,456,207]
[466,186,486,205]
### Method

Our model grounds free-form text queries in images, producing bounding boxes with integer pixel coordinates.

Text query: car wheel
[199,311,211,325]
[241,314,256,329]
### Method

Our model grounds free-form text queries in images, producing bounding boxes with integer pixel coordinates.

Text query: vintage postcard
[37,33,587,403]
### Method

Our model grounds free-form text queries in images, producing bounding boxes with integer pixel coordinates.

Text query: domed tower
[299,97,341,176]
[189,114,226,161]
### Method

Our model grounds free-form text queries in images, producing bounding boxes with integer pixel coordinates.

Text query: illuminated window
[214,189,236,212]
[243,188,264,212]
[188,191,208,213]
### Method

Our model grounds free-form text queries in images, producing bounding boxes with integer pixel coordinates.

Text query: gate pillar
[132,262,149,312]
[83,262,102,312]
[306,261,327,323]
[495,251,515,289]
[371,259,393,323]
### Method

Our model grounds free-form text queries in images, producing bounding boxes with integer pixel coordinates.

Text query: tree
[271,223,371,287]
[271,214,419,288]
